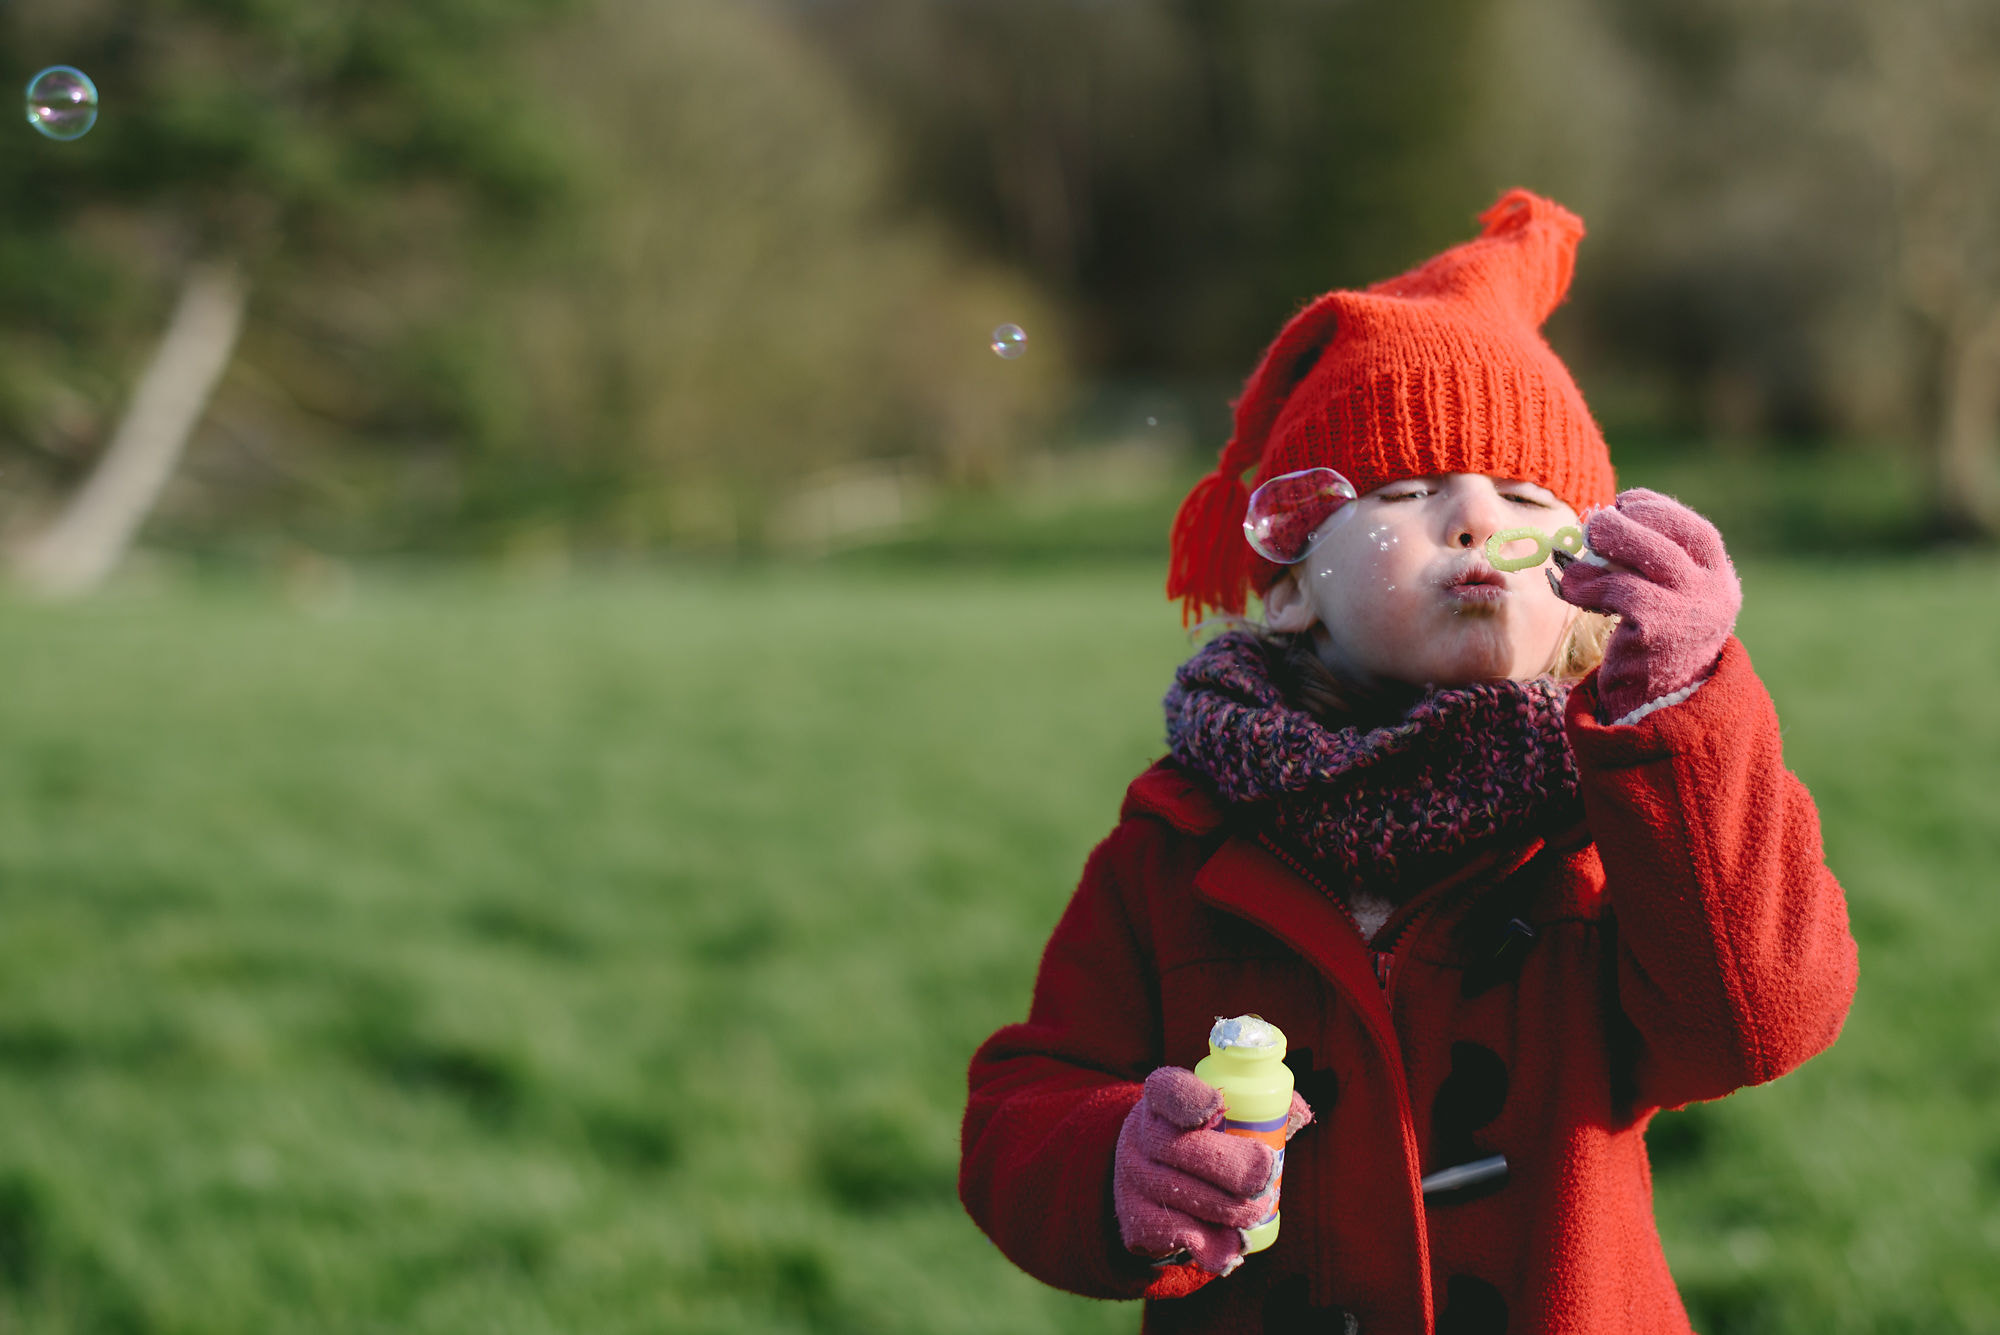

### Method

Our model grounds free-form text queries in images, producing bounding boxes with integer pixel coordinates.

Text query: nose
[1446,482,1509,552]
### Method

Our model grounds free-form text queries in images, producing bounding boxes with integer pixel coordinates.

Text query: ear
[1261,571,1319,633]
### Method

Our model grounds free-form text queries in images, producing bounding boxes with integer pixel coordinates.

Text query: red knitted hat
[1167,189,1616,623]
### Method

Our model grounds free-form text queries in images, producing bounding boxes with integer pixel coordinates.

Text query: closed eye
[1504,493,1552,507]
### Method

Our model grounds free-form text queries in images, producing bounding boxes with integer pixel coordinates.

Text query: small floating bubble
[26,66,98,141]
[989,324,1027,359]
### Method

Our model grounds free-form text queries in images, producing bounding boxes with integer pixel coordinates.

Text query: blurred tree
[11,260,248,595]
[502,0,1069,553]
[2,0,1065,573]
[0,0,579,588]
[796,0,2000,545]
[1481,0,2000,540]
[788,0,1498,379]
[1825,0,2000,540]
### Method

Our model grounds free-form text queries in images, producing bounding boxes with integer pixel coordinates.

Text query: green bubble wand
[1485,524,1610,593]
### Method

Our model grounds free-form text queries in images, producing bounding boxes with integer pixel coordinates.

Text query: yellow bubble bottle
[1193,1015,1294,1254]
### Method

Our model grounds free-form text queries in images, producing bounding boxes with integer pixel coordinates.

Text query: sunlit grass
[0,554,1989,1333]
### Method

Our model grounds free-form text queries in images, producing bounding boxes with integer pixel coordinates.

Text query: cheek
[1301,532,1424,639]
[1304,524,1418,596]
[1517,584,1579,666]
[1353,520,1414,571]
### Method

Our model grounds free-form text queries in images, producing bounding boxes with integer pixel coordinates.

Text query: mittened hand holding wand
[1550,488,1742,723]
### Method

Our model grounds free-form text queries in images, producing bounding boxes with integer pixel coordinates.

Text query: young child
[959,190,1857,1334]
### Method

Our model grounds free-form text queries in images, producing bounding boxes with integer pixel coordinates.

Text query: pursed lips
[1440,560,1509,605]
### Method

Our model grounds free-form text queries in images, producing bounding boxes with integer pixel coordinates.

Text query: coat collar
[1190,832,1401,1054]
[1128,756,1566,1000]
[1119,759,1224,835]
[1184,812,1559,1043]
[1125,761,1393,1025]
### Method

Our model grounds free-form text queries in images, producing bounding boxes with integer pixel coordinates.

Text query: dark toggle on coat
[960,638,1857,1334]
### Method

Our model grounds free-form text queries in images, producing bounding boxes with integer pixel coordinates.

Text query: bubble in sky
[989,324,1027,359]
[26,66,98,141]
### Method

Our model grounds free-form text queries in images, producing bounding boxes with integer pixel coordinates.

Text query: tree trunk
[1931,303,2000,543]
[13,260,249,597]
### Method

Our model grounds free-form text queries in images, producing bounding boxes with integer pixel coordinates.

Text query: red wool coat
[960,639,1857,1334]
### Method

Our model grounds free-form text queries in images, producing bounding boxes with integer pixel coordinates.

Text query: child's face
[1265,473,1582,687]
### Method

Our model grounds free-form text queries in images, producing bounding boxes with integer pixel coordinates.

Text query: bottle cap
[1208,1015,1283,1051]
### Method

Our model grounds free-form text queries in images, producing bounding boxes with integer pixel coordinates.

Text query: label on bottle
[1222,1112,1289,1226]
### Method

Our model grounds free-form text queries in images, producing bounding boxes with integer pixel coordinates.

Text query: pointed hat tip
[1479,188,1584,242]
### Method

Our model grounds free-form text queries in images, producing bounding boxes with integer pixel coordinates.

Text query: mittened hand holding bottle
[1552,488,1743,723]
[1114,1019,1312,1277]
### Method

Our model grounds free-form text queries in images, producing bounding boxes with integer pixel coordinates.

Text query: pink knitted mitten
[1556,488,1742,724]
[1113,1066,1313,1275]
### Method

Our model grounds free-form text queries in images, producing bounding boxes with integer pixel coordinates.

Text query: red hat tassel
[1167,291,1345,625]
[1167,465,1254,626]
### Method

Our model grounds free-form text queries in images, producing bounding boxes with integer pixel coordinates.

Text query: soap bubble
[1243,467,1358,564]
[26,66,98,141]
[989,324,1027,359]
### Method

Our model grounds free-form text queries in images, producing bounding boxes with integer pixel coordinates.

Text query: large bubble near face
[1243,467,1358,564]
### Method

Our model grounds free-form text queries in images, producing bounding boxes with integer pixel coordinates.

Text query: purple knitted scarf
[1164,632,1583,896]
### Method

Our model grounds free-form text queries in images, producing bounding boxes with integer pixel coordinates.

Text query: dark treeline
[791,0,1493,375]
[2,0,1995,572]
[794,0,2000,537]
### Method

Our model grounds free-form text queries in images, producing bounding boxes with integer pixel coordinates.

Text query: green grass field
[0,552,1993,1333]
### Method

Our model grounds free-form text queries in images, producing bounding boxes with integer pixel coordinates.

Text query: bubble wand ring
[1486,524,1597,572]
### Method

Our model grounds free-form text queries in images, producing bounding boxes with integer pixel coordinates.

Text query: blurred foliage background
[1,2,1997,1333]
[5,0,1999,568]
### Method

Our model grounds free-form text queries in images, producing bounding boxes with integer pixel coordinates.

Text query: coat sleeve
[959,817,1217,1302]
[1566,637,1859,1112]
